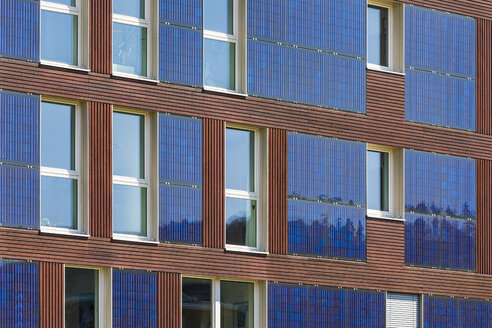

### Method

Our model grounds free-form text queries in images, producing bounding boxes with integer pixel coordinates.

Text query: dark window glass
[367,150,389,211]
[368,5,388,66]
[220,281,254,328]
[65,268,98,328]
[182,278,212,328]
[225,198,256,247]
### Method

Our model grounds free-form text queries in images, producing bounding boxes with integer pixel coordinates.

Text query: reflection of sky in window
[113,185,147,236]
[204,0,233,34]
[41,176,77,229]
[225,197,256,247]
[113,112,144,178]
[226,128,254,191]
[41,102,75,170]
[367,6,387,66]
[113,0,144,18]
[113,23,147,76]
[41,10,78,65]
[367,151,382,210]
[204,39,235,90]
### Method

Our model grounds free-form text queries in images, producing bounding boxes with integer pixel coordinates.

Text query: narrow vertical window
[368,5,388,67]
[41,0,81,66]
[220,281,254,328]
[112,111,149,238]
[65,267,99,328]
[112,0,149,77]
[40,101,80,232]
[225,127,259,249]
[367,150,389,212]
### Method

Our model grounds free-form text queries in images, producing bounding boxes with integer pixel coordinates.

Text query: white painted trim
[111,72,159,83]
[367,64,405,75]
[39,60,90,72]
[225,244,268,254]
[39,226,89,236]
[202,86,247,97]
[112,233,159,243]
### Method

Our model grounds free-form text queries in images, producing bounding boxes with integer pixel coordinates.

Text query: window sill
[203,86,248,98]
[367,65,405,76]
[225,245,268,256]
[39,228,90,238]
[39,61,90,73]
[111,72,159,84]
[112,234,159,245]
[366,213,404,222]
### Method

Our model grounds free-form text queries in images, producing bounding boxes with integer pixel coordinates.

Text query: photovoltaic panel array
[287,132,366,260]
[424,296,492,328]
[113,269,158,328]
[159,114,203,244]
[405,5,476,131]
[247,0,366,113]
[268,283,385,328]
[0,259,39,328]
[0,0,40,61]
[0,90,40,229]
[159,0,202,86]
[405,149,476,270]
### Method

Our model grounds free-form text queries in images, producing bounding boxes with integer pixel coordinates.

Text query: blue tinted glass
[41,176,77,229]
[113,184,147,236]
[368,6,388,66]
[204,39,235,90]
[226,197,256,247]
[41,10,78,65]
[113,112,145,178]
[41,102,75,170]
[367,151,388,211]
[226,128,254,191]
[204,0,233,34]
[47,0,75,5]
[113,23,147,76]
[113,0,145,18]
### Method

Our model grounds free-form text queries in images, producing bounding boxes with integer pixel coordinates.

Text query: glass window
[204,0,233,34]
[182,278,212,328]
[112,111,149,238]
[40,101,79,231]
[65,268,98,328]
[367,150,389,212]
[40,0,80,66]
[368,5,389,67]
[113,0,149,77]
[225,127,259,249]
[220,281,254,328]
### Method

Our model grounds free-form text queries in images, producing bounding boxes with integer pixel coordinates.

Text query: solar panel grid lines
[159,0,202,28]
[424,295,492,327]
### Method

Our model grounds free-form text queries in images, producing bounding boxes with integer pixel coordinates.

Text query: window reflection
[182,278,212,328]
[113,184,147,236]
[220,281,254,328]
[368,5,388,66]
[204,39,235,90]
[226,198,257,247]
[113,23,147,76]
[41,176,77,229]
[41,10,78,65]
[65,268,98,328]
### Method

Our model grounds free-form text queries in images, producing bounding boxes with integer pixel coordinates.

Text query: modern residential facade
[0,0,492,327]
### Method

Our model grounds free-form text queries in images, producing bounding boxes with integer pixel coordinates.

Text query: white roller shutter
[386,293,420,328]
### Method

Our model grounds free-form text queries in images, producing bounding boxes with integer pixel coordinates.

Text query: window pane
[65,268,98,328]
[41,176,77,229]
[368,5,388,66]
[367,150,389,211]
[204,0,233,34]
[41,102,75,170]
[113,0,145,19]
[46,0,75,5]
[113,23,147,76]
[182,278,212,328]
[226,128,254,191]
[226,198,256,247]
[204,39,235,90]
[113,184,147,236]
[113,112,145,178]
[41,10,78,65]
[220,281,254,328]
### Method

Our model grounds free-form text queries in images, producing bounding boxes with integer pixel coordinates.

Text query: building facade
[0,0,492,327]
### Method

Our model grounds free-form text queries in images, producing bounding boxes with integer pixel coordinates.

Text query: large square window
[225,126,266,251]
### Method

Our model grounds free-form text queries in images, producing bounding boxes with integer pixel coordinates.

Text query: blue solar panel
[347,291,385,328]
[159,0,201,27]
[405,214,441,267]
[327,0,366,58]
[268,284,307,328]
[0,0,39,61]
[441,13,475,78]
[287,0,328,50]
[0,260,39,328]
[441,76,476,131]
[459,300,491,328]
[405,69,442,126]
[0,90,40,166]
[159,113,202,185]
[327,205,366,259]
[247,0,288,43]
[247,40,288,100]
[441,217,475,270]
[113,270,158,328]
[0,164,39,229]
[159,24,202,87]
[308,288,345,327]
[424,297,460,328]
[441,156,476,218]
[159,184,202,244]
[327,55,366,113]
[287,200,327,256]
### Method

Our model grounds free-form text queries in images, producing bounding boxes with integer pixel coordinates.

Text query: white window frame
[366,144,403,221]
[224,124,267,253]
[40,98,88,236]
[63,265,112,328]
[367,0,405,74]
[40,0,89,70]
[182,275,266,328]
[112,0,158,80]
[203,0,247,94]
[112,108,158,243]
